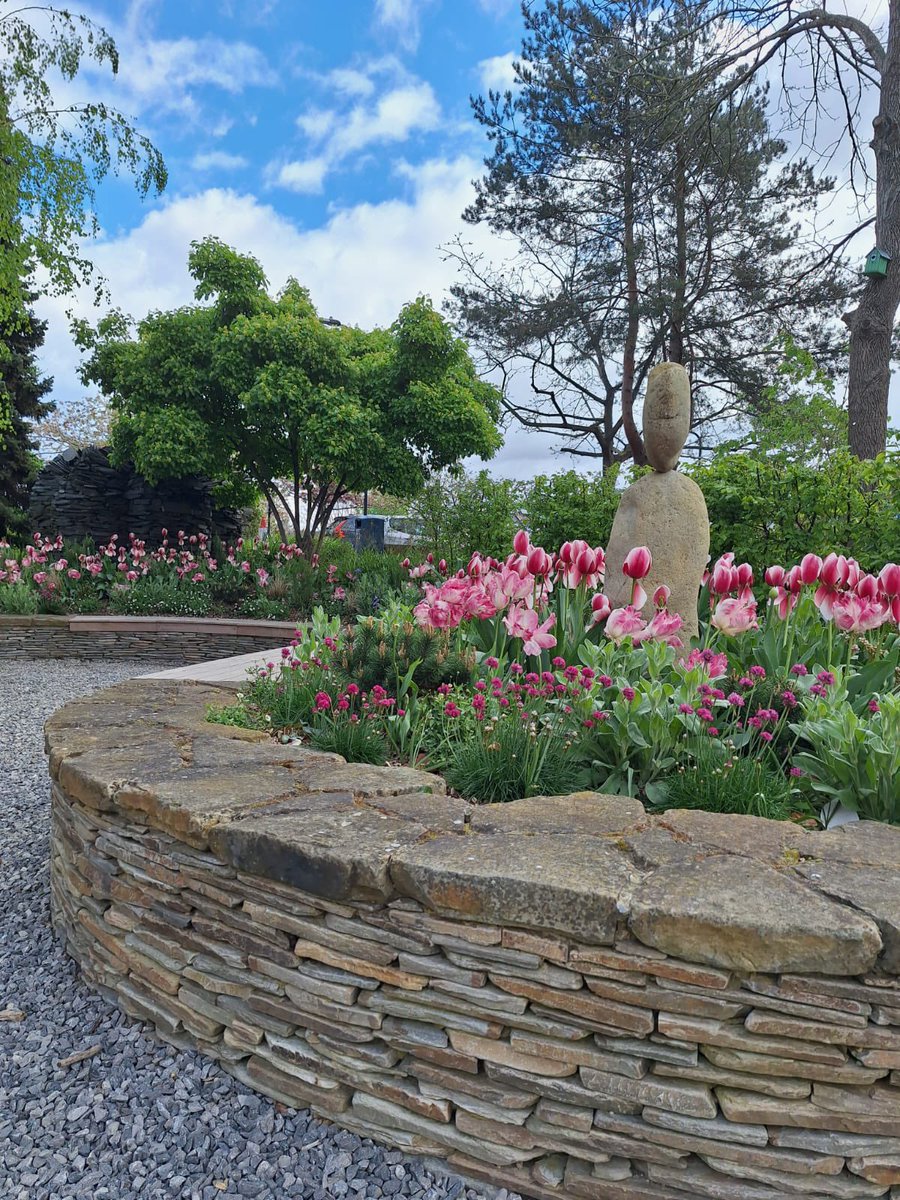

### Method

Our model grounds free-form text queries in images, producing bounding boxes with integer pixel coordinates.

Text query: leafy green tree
[77,238,502,550]
[450,0,847,469]
[0,4,166,326]
[412,469,522,566]
[520,468,621,551]
[0,293,53,540]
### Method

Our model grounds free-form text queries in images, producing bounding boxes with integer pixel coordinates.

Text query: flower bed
[0,530,410,622]
[221,539,900,826]
[48,679,900,1199]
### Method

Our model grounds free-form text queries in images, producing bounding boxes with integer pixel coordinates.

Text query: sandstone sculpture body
[606,363,710,641]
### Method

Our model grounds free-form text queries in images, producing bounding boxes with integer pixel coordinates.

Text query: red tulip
[799,553,822,585]
[764,565,785,587]
[512,529,530,556]
[878,562,900,597]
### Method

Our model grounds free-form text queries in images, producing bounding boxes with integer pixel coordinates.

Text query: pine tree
[0,294,53,540]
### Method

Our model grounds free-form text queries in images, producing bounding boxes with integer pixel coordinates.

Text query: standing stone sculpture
[605,363,709,641]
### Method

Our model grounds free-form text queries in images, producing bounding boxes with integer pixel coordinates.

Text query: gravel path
[0,660,512,1200]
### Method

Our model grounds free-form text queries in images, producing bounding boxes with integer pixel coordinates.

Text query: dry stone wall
[47,680,900,1200]
[0,615,298,662]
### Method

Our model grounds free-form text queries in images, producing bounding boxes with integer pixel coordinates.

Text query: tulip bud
[526,546,551,576]
[512,529,530,556]
[764,565,785,587]
[799,553,822,585]
[590,593,611,623]
[438,559,447,574]
[622,546,652,580]
[737,563,753,587]
[575,546,596,576]
[878,562,900,597]
[710,564,736,596]
[558,541,573,564]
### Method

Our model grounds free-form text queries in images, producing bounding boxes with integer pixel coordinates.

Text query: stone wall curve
[1,615,299,662]
[47,680,900,1199]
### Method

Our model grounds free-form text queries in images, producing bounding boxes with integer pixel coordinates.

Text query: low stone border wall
[1,615,298,662]
[47,680,900,1199]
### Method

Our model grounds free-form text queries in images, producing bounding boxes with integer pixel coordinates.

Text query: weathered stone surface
[797,864,900,974]
[812,822,900,870]
[630,856,882,975]
[651,1058,812,1099]
[469,792,644,836]
[605,470,709,642]
[48,680,900,1200]
[717,1088,900,1136]
[391,834,638,944]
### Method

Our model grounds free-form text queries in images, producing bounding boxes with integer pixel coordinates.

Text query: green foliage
[337,615,474,696]
[520,468,621,551]
[0,6,166,329]
[688,450,900,571]
[107,577,212,617]
[0,294,54,537]
[0,581,37,614]
[412,469,521,566]
[443,718,587,804]
[793,694,900,825]
[79,239,502,549]
[308,720,388,766]
[655,749,796,821]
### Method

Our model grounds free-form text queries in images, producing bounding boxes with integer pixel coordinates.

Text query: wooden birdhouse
[864,248,891,278]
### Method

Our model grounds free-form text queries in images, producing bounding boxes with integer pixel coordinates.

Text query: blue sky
[37,0,567,477]
[34,0,898,475]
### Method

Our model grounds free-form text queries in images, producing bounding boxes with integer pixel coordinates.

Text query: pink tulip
[764,564,785,587]
[832,593,889,634]
[622,546,652,580]
[799,553,823,585]
[503,603,557,656]
[711,596,758,636]
[652,585,670,608]
[526,546,552,577]
[856,573,879,601]
[633,609,684,648]
[710,562,737,596]
[679,648,729,679]
[605,605,647,643]
[878,562,900,597]
[512,529,530,556]
[590,593,612,625]
[820,553,850,588]
[558,541,573,564]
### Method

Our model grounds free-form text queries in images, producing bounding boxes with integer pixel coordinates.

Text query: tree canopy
[76,238,503,548]
[0,4,166,325]
[0,290,53,540]
[449,0,848,469]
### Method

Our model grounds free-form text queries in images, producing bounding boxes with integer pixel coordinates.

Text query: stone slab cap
[628,855,882,976]
[795,864,900,975]
[209,794,472,904]
[390,833,640,945]
[469,792,644,836]
[657,809,818,864]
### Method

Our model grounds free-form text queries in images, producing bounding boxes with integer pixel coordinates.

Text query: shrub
[412,469,521,566]
[520,468,621,551]
[687,450,900,572]
[0,582,38,614]
[337,615,474,696]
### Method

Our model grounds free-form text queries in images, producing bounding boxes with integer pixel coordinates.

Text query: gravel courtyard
[0,659,514,1200]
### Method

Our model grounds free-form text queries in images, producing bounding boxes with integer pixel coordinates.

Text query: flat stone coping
[0,613,299,638]
[45,680,900,978]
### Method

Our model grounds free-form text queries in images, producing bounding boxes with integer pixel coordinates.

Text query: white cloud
[326,67,377,98]
[34,162,567,478]
[372,0,430,50]
[296,109,337,139]
[191,150,249,171]
[270,77,442,193]
[268,157,330,194]
[478,51,518,93]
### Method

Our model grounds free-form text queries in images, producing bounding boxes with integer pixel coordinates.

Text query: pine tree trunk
[846,0,900,459]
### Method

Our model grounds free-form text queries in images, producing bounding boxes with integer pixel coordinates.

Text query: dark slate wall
[29,447,242,544]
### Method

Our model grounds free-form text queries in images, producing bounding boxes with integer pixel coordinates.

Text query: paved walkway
[140,646,286,684]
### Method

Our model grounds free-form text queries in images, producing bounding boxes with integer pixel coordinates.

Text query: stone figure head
[643,362,691,473]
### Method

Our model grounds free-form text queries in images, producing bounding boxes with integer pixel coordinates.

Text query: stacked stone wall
[0,615,297,662]
[47,681,900,1200]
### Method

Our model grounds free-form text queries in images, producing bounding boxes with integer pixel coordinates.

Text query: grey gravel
[0,659,520,1200]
